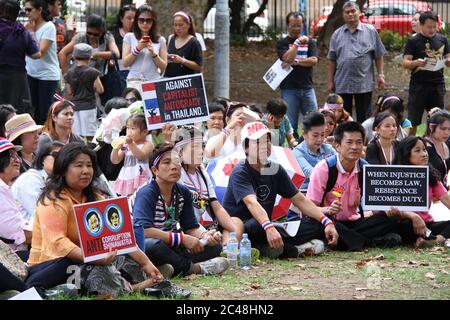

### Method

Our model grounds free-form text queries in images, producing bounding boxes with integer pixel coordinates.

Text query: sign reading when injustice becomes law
[73,197,137,263]
[141,74,209,130]
[362,165,429,212]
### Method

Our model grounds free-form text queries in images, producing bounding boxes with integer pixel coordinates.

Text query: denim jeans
[27,76,59,125]
[281,88,318,140]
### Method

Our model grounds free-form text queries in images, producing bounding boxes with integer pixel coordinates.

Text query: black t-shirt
[165,36,203,78]
[404,33,450,85]
[222,160,298,222]
[276,36,318,89]
[65,65,101,111]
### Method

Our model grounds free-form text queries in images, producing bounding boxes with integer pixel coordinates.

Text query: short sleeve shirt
[417,182,448,224]
[262,114,294,146]
[276,36,318,89]
[165,36,203,77]
[25,21,60,80]
[132,180,199,232]
[404,32,450,85]
[73,32,116,73]
[327,23,386,94]
[65,65,101,111]
[222,160,298,222]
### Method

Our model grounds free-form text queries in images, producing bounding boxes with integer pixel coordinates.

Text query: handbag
[99,53,127,106]
[0,240,28,281]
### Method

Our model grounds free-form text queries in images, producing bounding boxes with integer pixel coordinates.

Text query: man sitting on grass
[222,122,339,259]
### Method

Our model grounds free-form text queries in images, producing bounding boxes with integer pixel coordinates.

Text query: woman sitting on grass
[391,136,450,248]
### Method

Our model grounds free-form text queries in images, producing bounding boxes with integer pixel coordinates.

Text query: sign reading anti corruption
[141,74,209,130]
[73,197,137,263]
[362,165,429,211]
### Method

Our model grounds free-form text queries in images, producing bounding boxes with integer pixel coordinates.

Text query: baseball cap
[73,43,93,60]
[241,121,271,145]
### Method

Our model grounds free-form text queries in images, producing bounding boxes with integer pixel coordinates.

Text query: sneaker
[198,257,230,275]
[295,239,325,257]
[144,280,191,299]
[44,284,79,299]
[255,245,284,259]
[157,264,175,279]
[372,233,402,248]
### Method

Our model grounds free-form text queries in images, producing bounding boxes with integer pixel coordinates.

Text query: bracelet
[169,231,183,247]
[222,128,231,136]
[377,74,385,78]
[132,46,141,56]
[261,220,274,232]
[320,216,334,227]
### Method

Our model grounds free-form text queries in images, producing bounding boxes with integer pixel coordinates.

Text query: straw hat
[5,114,43,143]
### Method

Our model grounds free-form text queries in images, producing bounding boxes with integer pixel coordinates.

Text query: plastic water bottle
[227,232,239,270]
[239,233,252,270]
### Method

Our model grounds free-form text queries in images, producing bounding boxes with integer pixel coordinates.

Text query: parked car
[309,0,444,38]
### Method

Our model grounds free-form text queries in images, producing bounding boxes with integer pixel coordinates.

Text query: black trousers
[0,70,32,114]
[0,263,26,293]
[334,214,398,251]
[397,219,450,245]
[244,217,324,248]
[340,91,373,123]
[144,238,222,276]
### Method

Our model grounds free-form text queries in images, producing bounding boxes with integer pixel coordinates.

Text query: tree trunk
[317,0,367,56]
[242,0,268,34]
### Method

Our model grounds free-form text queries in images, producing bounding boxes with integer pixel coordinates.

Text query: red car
[309,0,443,38]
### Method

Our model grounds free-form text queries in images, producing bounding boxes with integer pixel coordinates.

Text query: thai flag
[141,83,161,124]
[206,146,305,221]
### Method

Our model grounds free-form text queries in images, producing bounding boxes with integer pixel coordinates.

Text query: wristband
[169,232,183,247]
[132,46,141,56]
[261,220,274,231]
[320,216,334,227]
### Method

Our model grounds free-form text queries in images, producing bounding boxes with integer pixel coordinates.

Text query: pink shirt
[418,182,447,224]
[307,156,362,222]
[0,178,30,251]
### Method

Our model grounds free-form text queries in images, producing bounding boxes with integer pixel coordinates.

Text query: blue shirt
[293,141,336,190]
[262,114,294,146]
[132,179,199,232]
[222,159,298,222]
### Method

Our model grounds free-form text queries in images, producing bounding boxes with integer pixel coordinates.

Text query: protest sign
[263,59,293,90]
[362,165,429,211]
[73,197,137,263]
[141,74,209,130]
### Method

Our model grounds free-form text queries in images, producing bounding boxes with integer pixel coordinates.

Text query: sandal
[144,280,191,299]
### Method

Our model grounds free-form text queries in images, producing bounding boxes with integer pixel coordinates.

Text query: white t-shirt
[26,21,60,81]
[123,33,166,81]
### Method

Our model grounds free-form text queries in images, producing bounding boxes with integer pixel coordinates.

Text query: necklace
[186,168,207,209]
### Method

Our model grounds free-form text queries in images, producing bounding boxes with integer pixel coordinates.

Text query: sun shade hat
[5,113,43,143]
[0,138,22,154]
[241,121,271,146]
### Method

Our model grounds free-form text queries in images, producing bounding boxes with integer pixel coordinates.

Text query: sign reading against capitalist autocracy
[73,197,137,263]
[363,165,429,212]
[141,74,209,130]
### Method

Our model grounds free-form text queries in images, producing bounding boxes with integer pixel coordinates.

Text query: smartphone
[142,35,150,42]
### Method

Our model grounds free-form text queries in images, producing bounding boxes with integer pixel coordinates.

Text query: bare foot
[415,237,436,248]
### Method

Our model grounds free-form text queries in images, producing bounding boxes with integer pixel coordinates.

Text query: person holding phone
[122,4,167,86]
[165,11,202,78]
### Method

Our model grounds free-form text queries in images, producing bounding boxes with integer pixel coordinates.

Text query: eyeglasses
[9,150,21,162]
[126,97,137,103]
[24,7,34,13]
[138,18,153,24]
[86,31,101,37]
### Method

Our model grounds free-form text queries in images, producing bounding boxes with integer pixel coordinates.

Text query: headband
[324,103,343,110]
[173,11,191,23]
[381,96,400,108]
[51,93,75,114]
[152,150,178,168]
[174,137,203,150]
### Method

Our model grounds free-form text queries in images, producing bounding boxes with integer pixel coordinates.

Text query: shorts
[407,83,445,127]
[73,108,98,137]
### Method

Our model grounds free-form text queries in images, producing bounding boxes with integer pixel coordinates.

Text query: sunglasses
[126,97,137,103]
[86,31,101,37]
[24,7,34,13]
[138,18,153,24]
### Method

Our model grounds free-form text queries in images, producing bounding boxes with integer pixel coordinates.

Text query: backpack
[321,155,367,218]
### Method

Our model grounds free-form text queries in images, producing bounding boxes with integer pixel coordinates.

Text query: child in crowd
[324,93,352,127]
[111,113,153,196]
[64,43,104,142]
[262,98,297,147]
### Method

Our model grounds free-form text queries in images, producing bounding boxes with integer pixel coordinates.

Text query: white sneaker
[198,257,230,275]
[445,239,450,249]
[295,239,325,257]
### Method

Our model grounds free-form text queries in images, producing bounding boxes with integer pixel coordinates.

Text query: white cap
[241,121,271,145]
